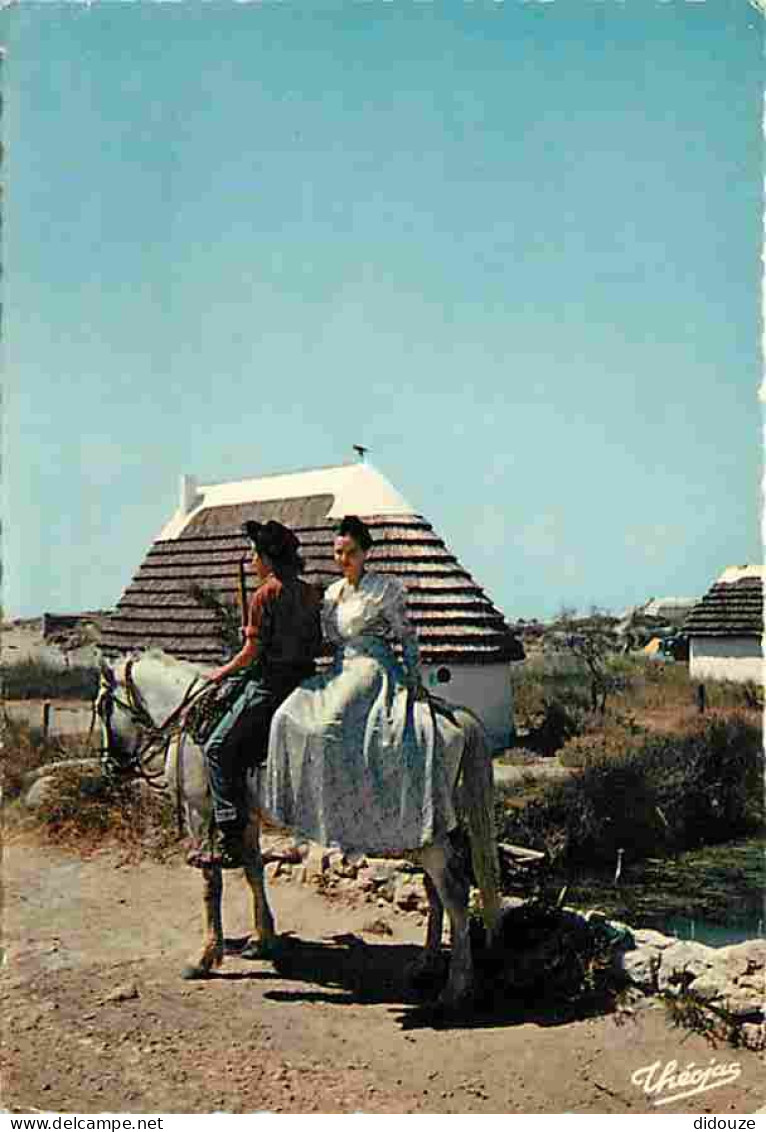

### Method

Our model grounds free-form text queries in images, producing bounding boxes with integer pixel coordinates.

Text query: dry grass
[2,713,179,862]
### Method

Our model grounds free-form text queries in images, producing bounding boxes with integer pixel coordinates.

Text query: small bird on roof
[353,445,369,461]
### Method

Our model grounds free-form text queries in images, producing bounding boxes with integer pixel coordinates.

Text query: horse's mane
[120,648,214,679]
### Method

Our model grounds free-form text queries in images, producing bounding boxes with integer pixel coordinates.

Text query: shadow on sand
[214,926,627,1034]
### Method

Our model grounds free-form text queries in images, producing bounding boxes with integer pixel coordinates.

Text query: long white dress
[263,573,463,854]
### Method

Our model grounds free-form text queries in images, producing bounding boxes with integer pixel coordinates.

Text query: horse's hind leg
[241,812,278,961]
[182,865,224,979]
[420,842,473,1012]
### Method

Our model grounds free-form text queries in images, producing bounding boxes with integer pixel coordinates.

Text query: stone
[303,845,327,884]
[377,880,396,903]
[712,939,766,981]
[327,850,358,879]
[632,928,675,950]
[741,1022,766,1051]
[722,987,765,1019]
[393,874,427,912]
[103,981,139,1004]
[261,836,303,865]
[23,777,57,809]
[617,947,661,993]
[657,940,717,992]
[365,862,397,886]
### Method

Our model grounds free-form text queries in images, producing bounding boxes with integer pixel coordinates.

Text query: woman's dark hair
[336,515,373,552]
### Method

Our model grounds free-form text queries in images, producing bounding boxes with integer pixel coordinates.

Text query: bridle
[95,658,202,787]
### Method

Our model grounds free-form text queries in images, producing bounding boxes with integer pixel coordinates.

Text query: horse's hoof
[434,989,474,1018]
[406,955,447,993]
[181,964,213,980]
[240,938,280,962]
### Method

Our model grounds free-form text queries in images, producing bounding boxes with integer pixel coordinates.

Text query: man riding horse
[190,519,322,869]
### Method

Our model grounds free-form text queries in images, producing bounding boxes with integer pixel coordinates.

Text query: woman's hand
[208,668,228,684]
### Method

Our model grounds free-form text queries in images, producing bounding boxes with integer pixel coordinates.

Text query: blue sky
[3,0,763,621]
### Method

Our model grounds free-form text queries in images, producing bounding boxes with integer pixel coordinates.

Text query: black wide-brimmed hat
[241,519,301,566]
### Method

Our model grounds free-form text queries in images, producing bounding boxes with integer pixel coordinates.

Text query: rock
[617,947,661,993]
[741,1022,766,1051]
[103,981,139,1004]
[722,987,765,1019]
[657,940,717,992]
[23,777,57,809]
[302,846,327,884]
[261,836,303,865]
[393,874,427,912]
[632,928,675,950]
[362,918,393,937]
[712,939,766,981]
[365,862,397,886]
[327,850,358,879]
[683,939,766,1020]
[377,881,396,903]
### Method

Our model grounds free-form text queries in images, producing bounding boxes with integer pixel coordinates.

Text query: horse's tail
[457,708,501,941]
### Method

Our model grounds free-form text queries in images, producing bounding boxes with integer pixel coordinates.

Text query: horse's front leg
[240,811,279,961]
[182,864,224,979]
[420,843,473,1013]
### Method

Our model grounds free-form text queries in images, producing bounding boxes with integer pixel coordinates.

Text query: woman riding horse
[264,515,463,856]
[191,519,322,869]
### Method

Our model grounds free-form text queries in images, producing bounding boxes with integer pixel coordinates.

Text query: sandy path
[2,839,764,1115]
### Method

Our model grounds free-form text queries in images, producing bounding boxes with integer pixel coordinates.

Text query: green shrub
[1,659,98,700]
[497,714,764,867]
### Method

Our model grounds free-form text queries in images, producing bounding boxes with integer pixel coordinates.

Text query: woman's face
[251,549,273,580]
[334,534,366,581]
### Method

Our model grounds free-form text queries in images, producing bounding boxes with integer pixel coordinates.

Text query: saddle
[184,672,252,746]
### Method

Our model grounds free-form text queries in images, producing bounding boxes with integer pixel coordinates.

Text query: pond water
[547,837,765,948]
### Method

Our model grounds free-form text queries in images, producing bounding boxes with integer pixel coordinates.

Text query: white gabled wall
[159,463,416,540]
[689,637,764,684]
[421,662,513,751]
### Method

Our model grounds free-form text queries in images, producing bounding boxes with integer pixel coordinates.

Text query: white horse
[97,650,501,1012]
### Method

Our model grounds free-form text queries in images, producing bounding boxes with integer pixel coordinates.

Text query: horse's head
[96,657,149,779]
[96,651,207,779]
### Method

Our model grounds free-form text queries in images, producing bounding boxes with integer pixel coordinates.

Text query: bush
[1,714,178,859]
[497,714,764,867]
[1,659,98,700]
[531,697,588,755]
[0,713,70,798]
[33,768,178,859]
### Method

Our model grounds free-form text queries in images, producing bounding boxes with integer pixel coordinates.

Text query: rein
[98,659,206,790]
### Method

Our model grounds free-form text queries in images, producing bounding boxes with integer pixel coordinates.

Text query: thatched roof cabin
[683,565,764,684]
[102,463,523,746]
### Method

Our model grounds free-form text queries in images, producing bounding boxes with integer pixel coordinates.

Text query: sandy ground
[2,838,764,1116]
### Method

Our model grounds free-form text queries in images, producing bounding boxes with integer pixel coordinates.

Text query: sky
[3,0,763,623]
